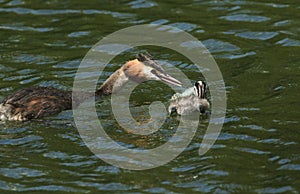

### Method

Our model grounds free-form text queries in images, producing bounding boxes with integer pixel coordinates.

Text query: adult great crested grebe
[168,81,210,115]
[0,53,182,121]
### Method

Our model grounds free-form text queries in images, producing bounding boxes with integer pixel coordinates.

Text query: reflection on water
[1,0,300,193]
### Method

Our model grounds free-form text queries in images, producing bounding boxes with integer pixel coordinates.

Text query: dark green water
[1,0,300,193]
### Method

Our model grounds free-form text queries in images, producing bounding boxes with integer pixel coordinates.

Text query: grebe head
[194,81,209,113]
[168,80,210,115]
[121,53,182,87]
[194,81,207,99]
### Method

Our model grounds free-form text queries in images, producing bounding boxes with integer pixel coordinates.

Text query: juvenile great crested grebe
[168,81,210,115]
[0,53,182,121]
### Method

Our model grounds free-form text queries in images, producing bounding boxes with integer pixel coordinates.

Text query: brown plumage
[0,87,72,121]
[0,53,182,121]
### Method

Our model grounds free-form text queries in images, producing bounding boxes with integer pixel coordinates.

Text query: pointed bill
[154,71,182,87]
[138,52,182,87]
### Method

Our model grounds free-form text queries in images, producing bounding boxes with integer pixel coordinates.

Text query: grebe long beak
[150,70,182,87]
[137,53,182,87]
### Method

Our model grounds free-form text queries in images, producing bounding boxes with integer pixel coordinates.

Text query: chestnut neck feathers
[96,59,146,96]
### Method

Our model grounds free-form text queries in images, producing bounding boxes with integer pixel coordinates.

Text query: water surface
[0,0,300,193]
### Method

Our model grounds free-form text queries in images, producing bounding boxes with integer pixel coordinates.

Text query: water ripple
[20,76,41,84]
[264,3,289,8]
[236,147,270,155]
[67,31,90,38]
[202,39,240,53]
[82,9,135,19]
[0,7,78,15]
[71,181,132,191]
[236,31,279,40]
[218,51,256,59]
[53,59,80,69]
[0,65,15,81]
[0,8,135,19]
[144,187,172,193]
[218,132,257,141]
[175,180,214,193]
[127,0,157,9]
[3,75,31,81]
[220,14,270,22]
[240,124,264,131]
[61,160,97,167]
[256,186,295,194]
[198,169,229,176]
[0,167,46,179]
[0,135,42,146]
[150,19,169,25]
[95,165,120,174]
[276,38,300,47]
[0,25,53,32]
[16,69,37,75]
[6,0,25,6]
[274,20,291,27]
[278,164,300,171]
[13,54,55,65]
[168,22,199,32]
[43,151,90,162]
